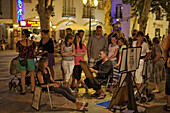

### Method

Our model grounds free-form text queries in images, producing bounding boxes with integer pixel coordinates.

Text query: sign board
[119,47,141,73]
[17,0,24,22]
[79,61,94,79]
[32,86,42,111]
[19,20,40,27]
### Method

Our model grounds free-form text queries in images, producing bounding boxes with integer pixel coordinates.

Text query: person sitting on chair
[36,57,88,110]
[85,48,113,99]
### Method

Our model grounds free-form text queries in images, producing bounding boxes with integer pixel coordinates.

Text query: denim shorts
[17,58,35,71]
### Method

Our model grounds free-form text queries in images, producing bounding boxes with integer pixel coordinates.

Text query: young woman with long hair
[16,29,36,95]
[37,30,55,78]
[36,57,88,110]
[61,34,75,88]
[72,33,88,93]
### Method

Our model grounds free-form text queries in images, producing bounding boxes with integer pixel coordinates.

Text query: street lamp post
[82,0,98,37]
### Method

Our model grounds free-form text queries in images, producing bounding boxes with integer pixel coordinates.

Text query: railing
[82,7,95,19]
[62,6,76,17]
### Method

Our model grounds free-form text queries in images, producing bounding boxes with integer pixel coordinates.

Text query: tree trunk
[138,0,152,34]
[104,0,113,35]
[36,0,53,36]
[168,20,170,34]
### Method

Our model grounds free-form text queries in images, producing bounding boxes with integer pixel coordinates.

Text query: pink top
[75,44,86,65]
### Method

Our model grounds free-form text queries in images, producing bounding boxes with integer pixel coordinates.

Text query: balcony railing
[62,6,76,17]
[82,7,95,19]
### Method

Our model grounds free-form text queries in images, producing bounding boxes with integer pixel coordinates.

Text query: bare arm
[75,49,86,56]
[164,50,168,61]
[87,49,90,58]
[153,52,161,62]
[108,48,119,59]
[115,53,122,67]
[37,71,59,87]
[143,52,150,61]
[60,44,72,56]
[70,44,75,56]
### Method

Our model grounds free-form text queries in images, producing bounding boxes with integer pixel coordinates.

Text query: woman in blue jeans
[36,57,88,110]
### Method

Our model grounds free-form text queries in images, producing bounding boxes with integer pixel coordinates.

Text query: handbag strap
[25,39,28,58]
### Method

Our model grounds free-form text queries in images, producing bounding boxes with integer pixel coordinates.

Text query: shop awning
[58,23,88,30]
[0,19,13,24]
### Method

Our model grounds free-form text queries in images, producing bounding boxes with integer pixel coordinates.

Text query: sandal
[97,94,106,99]
[79,102,88,111]
[91,93,100,97]
[163,105,170,111]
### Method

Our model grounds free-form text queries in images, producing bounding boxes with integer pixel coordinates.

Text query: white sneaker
[152,89,160,93]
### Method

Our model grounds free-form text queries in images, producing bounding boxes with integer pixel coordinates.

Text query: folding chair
[32,84,67,111]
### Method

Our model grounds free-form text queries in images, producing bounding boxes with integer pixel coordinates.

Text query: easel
[108,47,141,112]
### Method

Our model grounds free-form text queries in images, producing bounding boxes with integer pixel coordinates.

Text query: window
[156,7,162,20]
[115,4,123,19]
[155,28,160,37]
[0,0,2,15]
[62,0,76,17]
[82,5,95,19]
[24,0,32,3]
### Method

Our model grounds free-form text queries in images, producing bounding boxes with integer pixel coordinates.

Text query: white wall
[111,0,131,39]
[0,0,11,19]
[23,0,104,28]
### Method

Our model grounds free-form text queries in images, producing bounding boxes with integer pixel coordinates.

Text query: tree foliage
[150,0,170,21]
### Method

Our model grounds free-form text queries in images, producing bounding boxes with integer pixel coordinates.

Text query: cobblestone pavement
[0,50,169,113]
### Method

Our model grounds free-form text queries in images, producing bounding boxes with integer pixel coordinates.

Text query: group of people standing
[15,24,170,111]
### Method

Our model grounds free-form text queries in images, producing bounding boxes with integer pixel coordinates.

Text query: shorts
[73,65,82,81]
[17,58,35,71]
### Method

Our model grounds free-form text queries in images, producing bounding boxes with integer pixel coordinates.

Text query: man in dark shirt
[85,48,113,99]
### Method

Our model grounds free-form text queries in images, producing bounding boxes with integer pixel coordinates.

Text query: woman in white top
[108,34,119,67]
[61,34,75,88]
[132,31,150,89]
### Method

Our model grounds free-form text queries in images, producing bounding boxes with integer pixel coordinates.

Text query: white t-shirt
[132,41,149,56]
[108,44,119,60]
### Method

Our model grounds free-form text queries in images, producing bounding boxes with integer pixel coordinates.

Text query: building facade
[111,0,169,40]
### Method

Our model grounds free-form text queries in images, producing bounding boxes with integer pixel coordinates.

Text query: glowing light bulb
[83,0,87,4]
[94,0,98,7]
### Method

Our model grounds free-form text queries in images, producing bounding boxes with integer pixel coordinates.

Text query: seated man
[0,37,7,50]
[85,48,113,99]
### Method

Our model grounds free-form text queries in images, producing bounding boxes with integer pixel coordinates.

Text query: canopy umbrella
[58,23,88,30]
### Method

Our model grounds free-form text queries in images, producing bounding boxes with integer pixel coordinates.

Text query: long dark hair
[73,33,82,49]
[65,34,73,47]
[118,37,128,47]
[22,29,32,38]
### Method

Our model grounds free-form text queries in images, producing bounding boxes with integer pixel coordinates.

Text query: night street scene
[0,0,170,113]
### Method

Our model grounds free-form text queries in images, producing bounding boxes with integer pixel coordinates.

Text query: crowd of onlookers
[15,24,170,111]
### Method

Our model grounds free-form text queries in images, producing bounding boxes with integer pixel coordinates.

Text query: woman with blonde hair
[36,57,88,110]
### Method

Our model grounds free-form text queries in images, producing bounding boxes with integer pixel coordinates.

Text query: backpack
[10,57,20,75]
